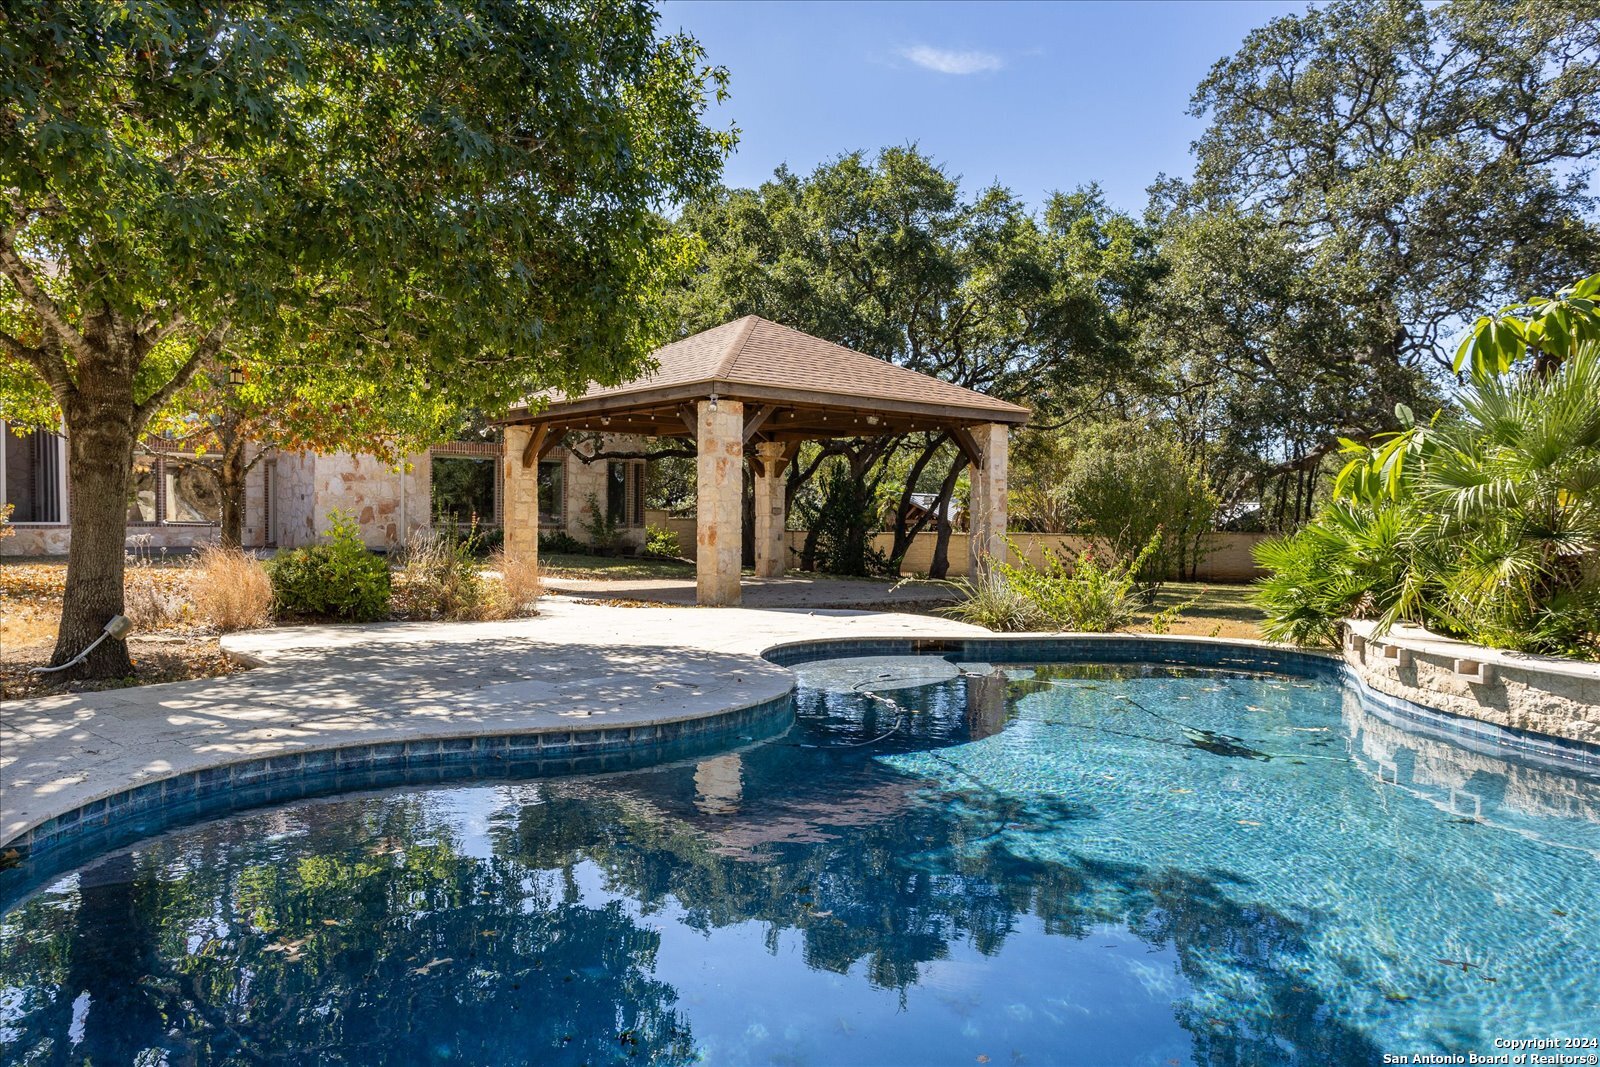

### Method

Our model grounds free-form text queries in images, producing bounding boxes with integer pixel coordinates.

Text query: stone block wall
[274,451,430,550]
[1344,620,1600,749]
[558,434,646,552]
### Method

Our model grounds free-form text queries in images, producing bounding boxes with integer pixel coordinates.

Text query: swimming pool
[2,653,1597,1065]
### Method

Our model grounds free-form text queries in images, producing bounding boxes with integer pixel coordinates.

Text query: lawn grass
[1130,581,1266,641]
[539,553,696,581]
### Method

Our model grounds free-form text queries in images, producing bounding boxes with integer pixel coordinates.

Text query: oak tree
[0,1,732,675]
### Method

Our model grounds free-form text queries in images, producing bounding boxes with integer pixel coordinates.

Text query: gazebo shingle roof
[506,316,1029,430]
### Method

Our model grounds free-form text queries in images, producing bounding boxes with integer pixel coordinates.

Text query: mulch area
[0,560,246,701]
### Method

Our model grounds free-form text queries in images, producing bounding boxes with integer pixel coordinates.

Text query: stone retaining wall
[1343,620,1600,748]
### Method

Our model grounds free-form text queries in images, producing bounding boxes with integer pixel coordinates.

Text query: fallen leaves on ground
[1,560,244,699]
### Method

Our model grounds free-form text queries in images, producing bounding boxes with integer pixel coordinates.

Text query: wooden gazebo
[501,316,1029,606]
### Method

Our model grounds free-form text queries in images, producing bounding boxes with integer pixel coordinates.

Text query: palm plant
[1414,343,1600,653]
[1254,339,1600,658]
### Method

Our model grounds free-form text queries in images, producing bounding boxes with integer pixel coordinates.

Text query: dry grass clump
[124,558,194,629]
[392,531,489,621]
[191,545,273,631]
[488,550,541,619]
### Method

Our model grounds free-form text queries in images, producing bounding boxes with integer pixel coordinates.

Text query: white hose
[30,615,133,675]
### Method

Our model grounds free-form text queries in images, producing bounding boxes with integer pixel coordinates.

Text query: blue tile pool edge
[8,632,1597,872]
[1,692,796,864]
[760,633,1600,775]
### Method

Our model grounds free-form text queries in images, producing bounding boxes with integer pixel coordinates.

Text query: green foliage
[0,0,732,673]
[936,569,1041,633]
[806,460,891,577]
[1053,423,1217,580]
[392,528,488,622]
[668,148,1160,556]
[1455,272,1600,378]
[943,535,1161,633]
[1257,343,1600,657]
[431,458,497,527]
[538,530,588,555]
[643,525,682,559]
[1189,0,1600,376]
[1252,502,1432,648]
[267,512,391,622]
[579,494,622,555]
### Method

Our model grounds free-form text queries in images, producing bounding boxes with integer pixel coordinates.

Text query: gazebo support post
[967,422,1009,577]
[502,424,541,577]
[696,398,745,605]
[752,440,790,577]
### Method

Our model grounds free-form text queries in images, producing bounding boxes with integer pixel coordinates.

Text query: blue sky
[661,0,1309,214]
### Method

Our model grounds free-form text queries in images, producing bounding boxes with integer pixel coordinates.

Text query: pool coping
[5,619,1598,868]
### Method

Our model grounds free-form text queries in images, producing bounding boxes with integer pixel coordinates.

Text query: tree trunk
[927,459,964,580]
[54,388,138,678]
[218,434,247,549]
[888,434,947,569]
[740,462,755,568]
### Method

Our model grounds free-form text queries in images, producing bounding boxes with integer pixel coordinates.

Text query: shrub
[487,549,542,618]
[539,530,587,555]
[644,524,682,558]
[580,493,622,554]
[392,528,487,621]
[798,459,891,576]
[123,558,192,630]
[0,502,13,540]
[1054,422,1217,581]
[192,545,273,631]
[268,511,391,622]
[1255,330,1600,658]
[940,534,1161,633]
[939,568,1044,631]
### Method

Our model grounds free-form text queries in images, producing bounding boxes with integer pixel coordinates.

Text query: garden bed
[0,560,247,699]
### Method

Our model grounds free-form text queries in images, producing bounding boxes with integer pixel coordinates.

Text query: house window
[127,454,158,522]
[1,423,66,524]
[539,460,564,526]
[432,456,496,526]
[164,456,222,523]
[606,461,627,525]
[606,461,646,527]
[263,458,277,546]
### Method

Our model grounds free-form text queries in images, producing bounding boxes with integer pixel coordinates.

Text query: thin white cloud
[899,44,1004,76]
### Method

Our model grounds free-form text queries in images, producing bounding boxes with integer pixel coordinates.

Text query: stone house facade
[0,420,648,557]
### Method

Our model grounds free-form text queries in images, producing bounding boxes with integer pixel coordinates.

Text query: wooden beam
[678,404,699,439]
[520,425,548,468]
[950,426,982,467]
[742,405,776,443]
[537,428,566,460]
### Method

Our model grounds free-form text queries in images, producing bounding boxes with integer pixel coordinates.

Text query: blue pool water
[2,658,1599,1066]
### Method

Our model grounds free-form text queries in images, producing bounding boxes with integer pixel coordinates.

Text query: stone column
[752,440,790,578]
[696,399,744,605]
[502,425,540,575]
[967,422,1010,576]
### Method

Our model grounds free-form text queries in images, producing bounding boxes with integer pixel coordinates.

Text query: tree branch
[0,217,94,364]
[133,319,231,433]
[567,443,697,462]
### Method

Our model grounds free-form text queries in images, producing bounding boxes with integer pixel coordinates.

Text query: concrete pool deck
[0,598,989,848]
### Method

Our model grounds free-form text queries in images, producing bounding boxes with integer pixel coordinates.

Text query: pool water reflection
[1,659,1597,1065]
